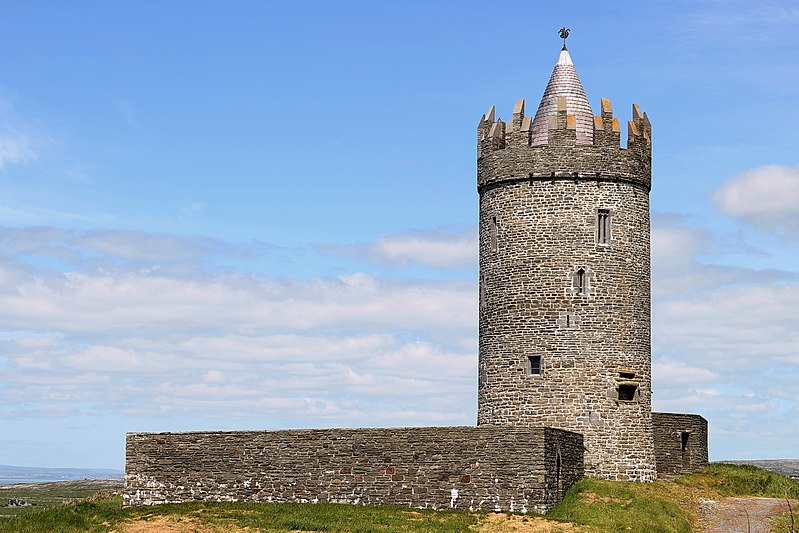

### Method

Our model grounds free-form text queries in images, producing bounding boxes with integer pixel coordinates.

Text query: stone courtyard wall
[652,412,708,480]
[125,426,583,513]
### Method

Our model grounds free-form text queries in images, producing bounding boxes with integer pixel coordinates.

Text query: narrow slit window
[556,451,562,491]
[526,355,542,376]
[597,209,610,245]
[575,268,586,296]
[490,216,498,252]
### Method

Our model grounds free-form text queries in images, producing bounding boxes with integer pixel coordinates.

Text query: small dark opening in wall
[681,431,690,452]
[575,268,586,296]
[618,384,637,401]
[618,371,635,380]
[527,355,542,376]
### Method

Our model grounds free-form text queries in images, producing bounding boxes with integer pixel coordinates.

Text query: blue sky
[1,0,798,469]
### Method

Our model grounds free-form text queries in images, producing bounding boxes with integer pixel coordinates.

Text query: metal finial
[559,27,570,50]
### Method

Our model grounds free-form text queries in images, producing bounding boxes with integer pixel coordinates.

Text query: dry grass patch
[579,492,631,506]
[117,515,254,532]
[472,512,585,532]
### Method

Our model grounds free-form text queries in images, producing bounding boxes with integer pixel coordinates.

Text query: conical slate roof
[530,47,594,145]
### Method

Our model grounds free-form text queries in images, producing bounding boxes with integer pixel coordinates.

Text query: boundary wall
[125,426,583,513]
[652,412,708,480]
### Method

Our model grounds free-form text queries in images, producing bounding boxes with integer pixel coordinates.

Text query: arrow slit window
[575,268,586,296]
[490,216,498,252]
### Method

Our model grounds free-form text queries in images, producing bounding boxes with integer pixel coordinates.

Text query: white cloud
[0,131,37,169]
[713,165,799,236]
[2,219,798,461]
[652,358,719,388]
[651,225,790,297]
[320,228,477,269]
[0,327,476,424]
[652,224,799,408]
[0,100,40,170]
[0,268,475,336]
[0,227,477,427]
[71,230,227,263]
[655,284,799,365]
[0,226,284,274]
[649,212,799,458]
[652,226,712,296]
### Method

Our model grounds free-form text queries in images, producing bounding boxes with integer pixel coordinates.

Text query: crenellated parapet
[477,97,652,192]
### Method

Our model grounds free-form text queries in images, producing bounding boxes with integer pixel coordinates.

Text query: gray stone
[124,426,583,513]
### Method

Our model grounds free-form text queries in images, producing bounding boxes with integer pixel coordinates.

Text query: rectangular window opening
[618,371,635,380]
[597,209,610,245]
[527,355,542,376]
[617,384,637,401]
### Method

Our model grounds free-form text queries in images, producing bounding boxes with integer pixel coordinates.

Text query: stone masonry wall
[652,412,708,480]
[125,426,583,513]
[477,98,656,482]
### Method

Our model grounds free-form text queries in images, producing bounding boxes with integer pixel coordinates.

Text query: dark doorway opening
[681,431,690,452]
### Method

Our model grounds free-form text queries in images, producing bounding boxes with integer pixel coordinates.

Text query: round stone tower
[476,43,656,482]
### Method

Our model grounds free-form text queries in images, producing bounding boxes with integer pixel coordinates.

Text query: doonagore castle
[125,37,708,513]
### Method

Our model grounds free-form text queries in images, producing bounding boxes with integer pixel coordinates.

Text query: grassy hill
[1,463,798,532]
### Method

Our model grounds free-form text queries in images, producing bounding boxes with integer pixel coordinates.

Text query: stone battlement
[477,98,652,192]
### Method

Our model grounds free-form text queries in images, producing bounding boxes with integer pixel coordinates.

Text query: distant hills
[724,460,799,480]
[2,460,795,483]
[0,464,123,482]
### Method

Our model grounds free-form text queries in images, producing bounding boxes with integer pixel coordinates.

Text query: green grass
[0,480,122,519]
[545,463,799,533]
[2,463,798,532]
[131,500,479,532]
[676,462,799,499]
[771,503,798,533]
[771,498,799,533]
[547,477,694,532]
[0,496,480,532]
[0,496,124,533]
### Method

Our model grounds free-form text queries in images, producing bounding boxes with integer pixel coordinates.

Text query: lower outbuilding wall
[652,412,708,480]
[125,426,583,513]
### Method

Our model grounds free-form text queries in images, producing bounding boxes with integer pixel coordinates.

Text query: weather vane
[559,27,570,50]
